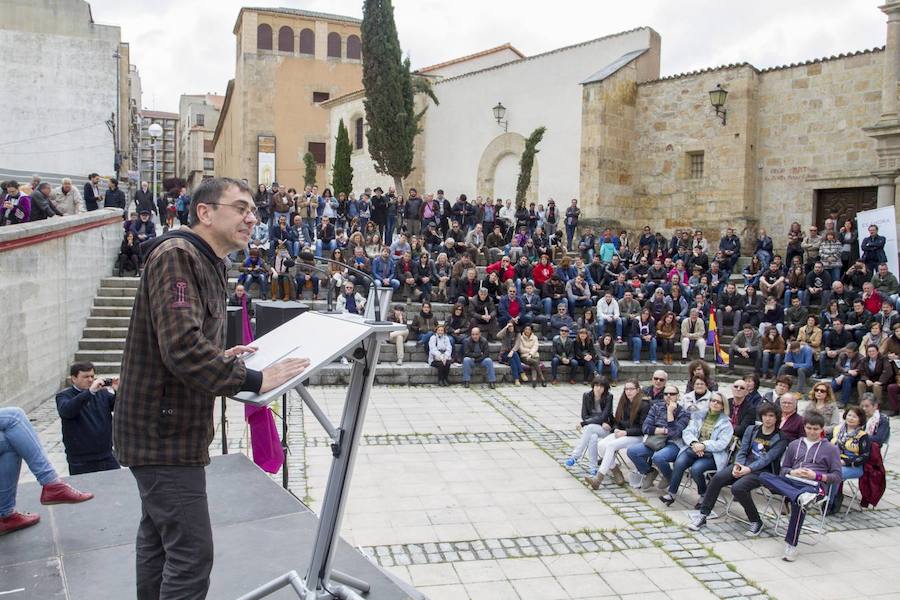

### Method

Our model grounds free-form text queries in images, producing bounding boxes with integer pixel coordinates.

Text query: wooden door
[815,187,877,227]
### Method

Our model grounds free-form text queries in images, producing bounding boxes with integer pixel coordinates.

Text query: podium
[230,310,402,600]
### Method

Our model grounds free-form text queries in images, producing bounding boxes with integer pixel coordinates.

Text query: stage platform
[1,454,421,599]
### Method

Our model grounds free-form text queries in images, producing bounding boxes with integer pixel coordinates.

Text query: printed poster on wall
[257,135,276,188]
[857,205,899,276]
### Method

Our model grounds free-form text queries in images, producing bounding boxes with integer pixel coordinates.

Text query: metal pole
[281,392,289,490]
[221,396,228,454]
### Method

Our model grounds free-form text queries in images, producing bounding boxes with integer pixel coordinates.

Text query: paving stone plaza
[25,381,900,599]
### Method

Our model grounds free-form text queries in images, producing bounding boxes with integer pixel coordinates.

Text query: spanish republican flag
[707,310,730,366]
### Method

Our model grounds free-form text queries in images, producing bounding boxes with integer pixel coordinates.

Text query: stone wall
[578,48,885,251]
[0,210,122,411]
[756,51,884,247]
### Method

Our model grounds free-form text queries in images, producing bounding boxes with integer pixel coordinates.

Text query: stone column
[876,171,898,207]
[881,1,900,119]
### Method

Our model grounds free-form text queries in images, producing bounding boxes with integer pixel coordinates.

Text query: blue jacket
[861,234,887,264]
[372,256,395,281]
[56,385,116,463]
[680,410,735,470]
[783,345,813,372]
[733,424,787,474]
[642,399,690,445]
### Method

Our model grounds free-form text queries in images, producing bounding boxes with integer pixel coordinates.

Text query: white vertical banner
[257,135,276,188]
[857,206,899,276]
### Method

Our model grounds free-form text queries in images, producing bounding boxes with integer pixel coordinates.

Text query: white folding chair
[771,481,835,545]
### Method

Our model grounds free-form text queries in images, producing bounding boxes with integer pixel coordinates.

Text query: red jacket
[533,263,554,288]
[486,260,515,282]
[863,291,884,316]
[860,441,886,508]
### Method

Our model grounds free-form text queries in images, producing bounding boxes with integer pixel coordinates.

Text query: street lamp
[148,123,163,202]
[708,84,728,125]
[492,102,508,132]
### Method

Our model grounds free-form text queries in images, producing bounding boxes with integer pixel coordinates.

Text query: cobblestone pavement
[23,381,900,600]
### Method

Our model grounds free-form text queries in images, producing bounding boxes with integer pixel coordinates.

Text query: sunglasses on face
[664,392,678,396]
[652,376,665,381]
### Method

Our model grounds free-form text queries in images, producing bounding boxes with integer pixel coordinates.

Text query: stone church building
[324,1,900,250]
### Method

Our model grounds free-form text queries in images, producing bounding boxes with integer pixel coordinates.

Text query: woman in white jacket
[659,392,734,506]
[428,324,454,386]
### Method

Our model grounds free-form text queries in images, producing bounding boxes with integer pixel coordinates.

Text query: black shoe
[745,521,764,537]
[488,382,496,389]
[463,381,469,388]
[680,358,687,364]
[532,380,537,388]
[693,500,703,510]
[658,494,675,506]
[541,381,547,387]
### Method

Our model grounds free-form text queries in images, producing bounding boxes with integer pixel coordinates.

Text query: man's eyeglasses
[732,384,746,390]
[652,376,666,381]
[202,202,256,219]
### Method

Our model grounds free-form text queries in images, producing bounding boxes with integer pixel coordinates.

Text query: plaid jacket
[113,231,261,466]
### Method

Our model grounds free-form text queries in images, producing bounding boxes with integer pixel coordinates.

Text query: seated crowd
[572,370,890,562]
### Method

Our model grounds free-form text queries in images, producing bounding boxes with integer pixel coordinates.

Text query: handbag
[644,434,668,451]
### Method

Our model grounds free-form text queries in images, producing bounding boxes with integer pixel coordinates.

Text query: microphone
[297,251,386,321]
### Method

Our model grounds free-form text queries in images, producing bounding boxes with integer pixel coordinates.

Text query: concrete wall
[0,209,122,411]
[0,0,120,178]
[424,28,655,203]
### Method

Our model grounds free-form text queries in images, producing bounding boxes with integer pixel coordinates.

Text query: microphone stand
[298,252,386,321]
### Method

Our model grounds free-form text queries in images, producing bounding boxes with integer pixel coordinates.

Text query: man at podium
[113,177,310,600]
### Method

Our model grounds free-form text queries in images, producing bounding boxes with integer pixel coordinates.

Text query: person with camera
[55,362,120,475]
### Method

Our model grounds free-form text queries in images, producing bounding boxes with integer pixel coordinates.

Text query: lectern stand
[230,310,402,600]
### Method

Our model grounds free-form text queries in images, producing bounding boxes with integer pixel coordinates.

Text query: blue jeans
[503,352,523,380]
[632,337,657,362]
[667,450,716,495]
[551,357,580,380]
[760,351,783,376]
[597,358,619,380]
[650,443,682,481]
[542,297,569,316]
[315,239,336,257]
[565,224,576,250]
[1,407,58,516]
[302,220,316,246]
[237,273,268,298]
[627,441,678,475]
[384,215,395,244]
[829,465,864,504]
[463,357,496,382]
[832,375,858,405]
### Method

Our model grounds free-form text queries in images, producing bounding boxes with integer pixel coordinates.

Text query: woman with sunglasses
[626,385,690,491]
[807,383,839,427]
[658,392,734,506]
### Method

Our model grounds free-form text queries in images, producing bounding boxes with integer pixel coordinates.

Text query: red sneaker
[0,511,40,535]
[40,482,94,505]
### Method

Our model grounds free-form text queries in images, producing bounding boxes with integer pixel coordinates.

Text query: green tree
[361,0,437,198]
[332,119,353,196]
[303,152,317,187]
[515,127,546,209]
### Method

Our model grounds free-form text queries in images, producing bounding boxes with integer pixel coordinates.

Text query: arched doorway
[476,132,539,206]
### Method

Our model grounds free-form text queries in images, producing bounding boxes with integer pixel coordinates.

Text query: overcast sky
[88,0,887,113]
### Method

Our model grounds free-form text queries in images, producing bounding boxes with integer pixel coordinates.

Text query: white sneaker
[797,492,819,511]
[782,543,798,562]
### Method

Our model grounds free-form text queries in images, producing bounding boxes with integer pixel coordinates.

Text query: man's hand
[225,345,258,358]
[601,423,612,432]
[260,357,312,393]
[110,376,120,392]
[732,464,751,478]
[89,377,107,393]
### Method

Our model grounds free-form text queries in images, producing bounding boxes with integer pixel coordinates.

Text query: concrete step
[101,277,141,288]
[97,286,138,298]
[89,362,123,375]
[79,338,126,350]
[82,327,129,339]
[91,306,134,317]
[94,296,137,307]
[86,316,132,328]
[74,349,123,363]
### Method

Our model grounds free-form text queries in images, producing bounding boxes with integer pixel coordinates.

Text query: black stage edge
[0,454,420,599]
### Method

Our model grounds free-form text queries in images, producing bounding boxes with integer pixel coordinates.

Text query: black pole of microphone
[221,396,228,454]
[291,255,337,311]
[281,392,289,490]
[298,251,382,320]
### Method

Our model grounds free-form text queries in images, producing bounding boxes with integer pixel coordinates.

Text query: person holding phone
[56,362,120,475]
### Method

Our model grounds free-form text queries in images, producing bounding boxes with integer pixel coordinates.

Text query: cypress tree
[515,127,546,210]
[361,0,436,198]
[303,152,317,187]
[332,119,353,196]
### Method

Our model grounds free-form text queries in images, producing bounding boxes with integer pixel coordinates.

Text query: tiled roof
[641,46,885,85]
[415,43,526,74]
[242,7,362,25]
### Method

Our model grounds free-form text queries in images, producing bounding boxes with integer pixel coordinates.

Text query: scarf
[866,410,881,436]
[240,303,284,475]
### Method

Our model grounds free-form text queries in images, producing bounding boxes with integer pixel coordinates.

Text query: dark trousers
[759,472,819,546]
[699,467,763,521]
[68,455,120,476]
[131,465,213,600]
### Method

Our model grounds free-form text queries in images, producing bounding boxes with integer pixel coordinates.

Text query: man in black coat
[29,182,63,221]
[56,362,119,475]
[83,173,101,211]
[104,178,127,212]
[134,181,155,215]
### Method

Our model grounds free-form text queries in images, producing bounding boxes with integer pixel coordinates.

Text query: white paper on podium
[231,311,375,406]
